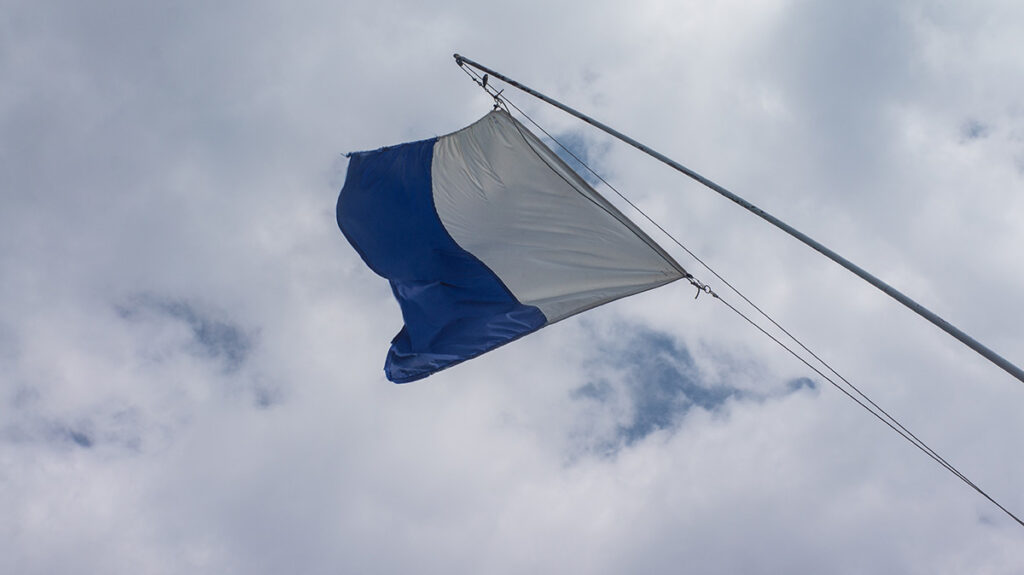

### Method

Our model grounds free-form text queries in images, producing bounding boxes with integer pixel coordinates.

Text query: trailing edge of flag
[337,110,686,383]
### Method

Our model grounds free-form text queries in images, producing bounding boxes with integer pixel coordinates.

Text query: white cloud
[3,0,1024,573]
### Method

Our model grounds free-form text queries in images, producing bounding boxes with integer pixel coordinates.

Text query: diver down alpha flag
[337,110,686,382]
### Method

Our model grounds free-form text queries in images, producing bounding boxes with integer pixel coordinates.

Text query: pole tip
[453,53,464,65]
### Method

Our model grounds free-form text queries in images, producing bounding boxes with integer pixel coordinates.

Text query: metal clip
[688,276,712,299]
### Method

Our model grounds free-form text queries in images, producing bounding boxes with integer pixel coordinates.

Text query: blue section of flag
[337,138,547,383]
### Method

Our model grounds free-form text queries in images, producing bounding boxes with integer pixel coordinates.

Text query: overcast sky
[3,1,1024,573]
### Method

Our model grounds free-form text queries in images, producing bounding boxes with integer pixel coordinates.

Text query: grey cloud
[961,119,991,141]
[752,1,916,205]
[548,129,610,187]
[117,294,255,373]
[787,377,816,393]
[113,294,285,409]
[2,404,145,454]
[67,429,93,448]
[571,324,817,451]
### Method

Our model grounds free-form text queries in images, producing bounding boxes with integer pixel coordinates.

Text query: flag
[337,110,686,382]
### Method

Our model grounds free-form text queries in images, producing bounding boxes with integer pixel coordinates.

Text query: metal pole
[454,53,1024,385]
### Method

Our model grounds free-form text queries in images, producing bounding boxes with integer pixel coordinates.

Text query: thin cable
[715,293,1024,529]
[457,64,1024,528]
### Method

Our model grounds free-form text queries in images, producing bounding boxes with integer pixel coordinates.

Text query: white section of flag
[431,111,685,323]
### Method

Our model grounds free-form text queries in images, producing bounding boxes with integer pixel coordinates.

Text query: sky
[3,0,1024,573]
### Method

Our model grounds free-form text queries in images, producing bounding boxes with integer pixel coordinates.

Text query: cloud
[570,322,817,453]
[547,128,612,187]
[2,0,1024,573]
[961,119,991,141]
[116,294,256,373]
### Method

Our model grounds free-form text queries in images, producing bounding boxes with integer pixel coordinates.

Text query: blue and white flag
[338,111,686,382]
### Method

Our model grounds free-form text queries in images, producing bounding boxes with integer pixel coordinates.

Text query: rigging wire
[714,295,1024,529]
[457,61,1024,529]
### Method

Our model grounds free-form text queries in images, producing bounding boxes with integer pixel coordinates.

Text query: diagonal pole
[454,53,1024,385]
